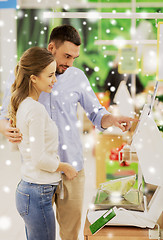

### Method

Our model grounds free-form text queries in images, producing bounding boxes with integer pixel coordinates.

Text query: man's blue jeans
[15,180,58,240]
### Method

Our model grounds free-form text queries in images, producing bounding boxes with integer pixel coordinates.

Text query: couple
[0,25,135,240]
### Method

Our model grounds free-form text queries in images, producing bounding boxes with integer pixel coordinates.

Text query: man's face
[48,41,80,74]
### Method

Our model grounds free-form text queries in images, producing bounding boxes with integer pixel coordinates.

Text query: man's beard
[56,69,65,74]
[56,65,69,74]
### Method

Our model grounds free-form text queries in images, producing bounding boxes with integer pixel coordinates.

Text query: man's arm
[0,72,22,142]
[0,119,22,142]
[78,70,136,132]
[0,119,8,136]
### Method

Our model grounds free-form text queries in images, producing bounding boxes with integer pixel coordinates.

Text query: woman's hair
[8,46,55,127]
[49,25,81,47]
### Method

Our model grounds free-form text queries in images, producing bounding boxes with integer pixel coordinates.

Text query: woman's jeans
[16,180,58,240]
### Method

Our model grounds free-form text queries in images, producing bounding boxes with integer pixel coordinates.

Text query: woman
[8,46,77,240]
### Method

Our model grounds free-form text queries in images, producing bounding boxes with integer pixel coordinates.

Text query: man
[0,25,135,240]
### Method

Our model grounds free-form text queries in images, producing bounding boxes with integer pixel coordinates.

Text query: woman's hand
[57,163,78,180]
[63,163,78,180]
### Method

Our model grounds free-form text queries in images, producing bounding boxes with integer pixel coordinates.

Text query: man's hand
[101,114,138,132]
[0,119,22,143]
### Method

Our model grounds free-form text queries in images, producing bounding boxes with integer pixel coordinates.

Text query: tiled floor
[0,131,96,240]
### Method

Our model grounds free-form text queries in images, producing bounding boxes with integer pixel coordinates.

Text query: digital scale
[88,80,163,236]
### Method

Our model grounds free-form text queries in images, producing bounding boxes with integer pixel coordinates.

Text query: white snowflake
[149,167,155,174]
[76,120,81,128]
[87,11,100,23]
[62,145,67,150]
[72,161,77,167]
[2,186,10,194]
[30,136,35,142]
[5,160,11,166]
[0,216,11,231]
[86,86,91,91]
[63,4,70,10]
[89,203,95,210]
[85,142,90,149]
[0,20,4,27]
[26,148,31,152]
[110,19,117,25]
[52,90,59,96]
[94,66,99,72]
[93,108,98,113]
[65,125,70,131]
[107,127,113,133]
[110,86,116,92]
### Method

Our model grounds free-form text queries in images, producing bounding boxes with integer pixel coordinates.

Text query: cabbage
[100,175,136,196]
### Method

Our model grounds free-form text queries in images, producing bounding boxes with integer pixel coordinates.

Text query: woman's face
[33,60,57,94]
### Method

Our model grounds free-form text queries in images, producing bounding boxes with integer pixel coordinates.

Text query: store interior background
[0,0,163,239]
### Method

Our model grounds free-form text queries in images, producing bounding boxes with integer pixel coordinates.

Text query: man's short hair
[49,25,81,47]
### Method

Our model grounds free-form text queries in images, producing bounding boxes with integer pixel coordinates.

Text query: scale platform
[93,188,145,212]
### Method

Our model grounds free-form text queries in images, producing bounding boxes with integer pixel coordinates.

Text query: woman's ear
[30,75,37,84]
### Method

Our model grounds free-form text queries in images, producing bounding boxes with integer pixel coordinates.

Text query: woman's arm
[56,162,78,180]
[28,106,60,172]
[28,105,78,179]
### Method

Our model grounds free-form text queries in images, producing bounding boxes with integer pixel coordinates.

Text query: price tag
[118,47,139,74]
[156,22,163,81]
